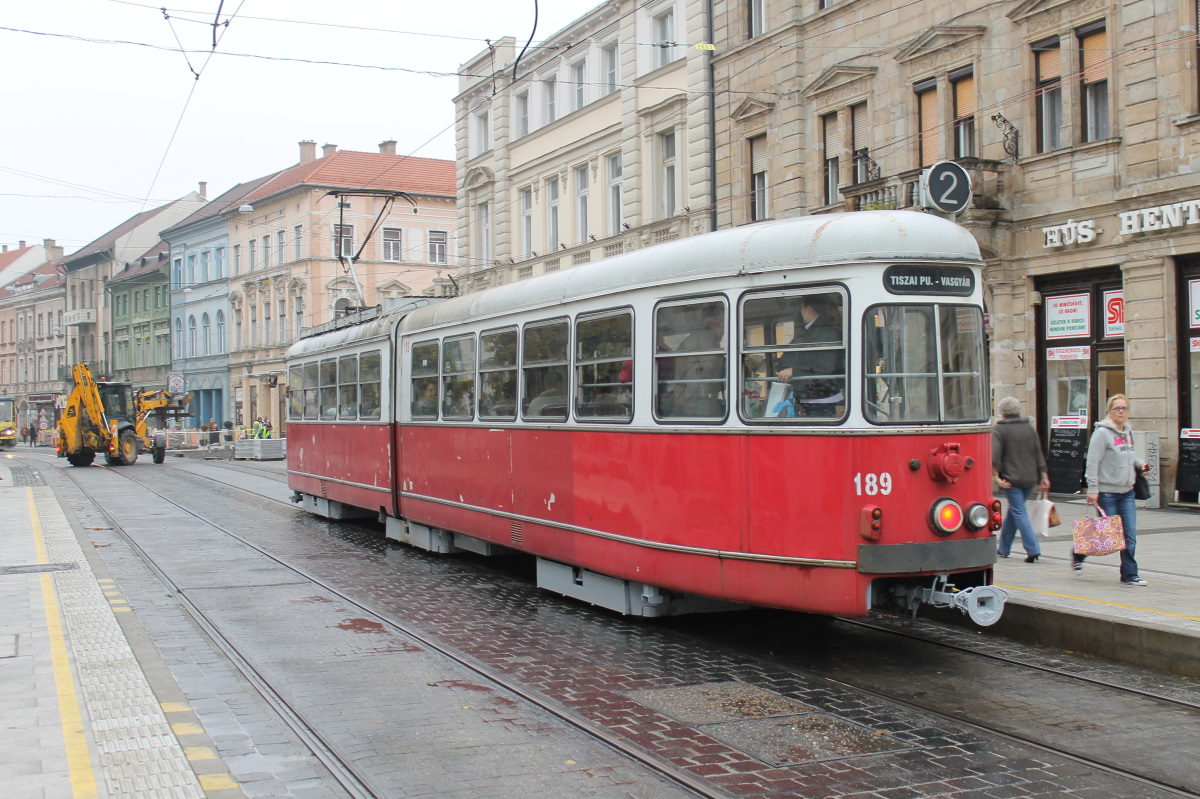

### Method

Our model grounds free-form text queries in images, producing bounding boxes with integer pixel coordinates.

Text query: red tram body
[287,212,1006,624]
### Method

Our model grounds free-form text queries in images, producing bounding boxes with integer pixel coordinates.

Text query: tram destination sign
[883,265,976,296]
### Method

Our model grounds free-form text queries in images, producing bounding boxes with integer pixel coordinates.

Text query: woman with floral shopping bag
[1074,394,1151,584]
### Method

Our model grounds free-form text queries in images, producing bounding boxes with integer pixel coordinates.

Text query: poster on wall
[1190,279,1200,329]
[1046,293,1091,339]
[1103,289,1124,338]
[1046,345,1091,361]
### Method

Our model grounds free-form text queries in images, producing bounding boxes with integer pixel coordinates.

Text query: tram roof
[399,211,981,334]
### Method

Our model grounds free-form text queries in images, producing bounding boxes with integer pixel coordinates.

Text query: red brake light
[930,498,963,535]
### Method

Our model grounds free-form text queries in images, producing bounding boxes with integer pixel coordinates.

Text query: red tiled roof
[0,245,34,270]
[236,150,456,208]
[163,173,281,236]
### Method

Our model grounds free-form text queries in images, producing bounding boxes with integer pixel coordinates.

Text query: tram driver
[772,294,845,417]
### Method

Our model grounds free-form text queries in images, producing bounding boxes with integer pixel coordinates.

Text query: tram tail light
[930,498,963,535]
[860,505,884,541]
[990,499,1003,531]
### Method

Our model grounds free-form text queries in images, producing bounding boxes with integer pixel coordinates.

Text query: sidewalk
[980,493,1200,678]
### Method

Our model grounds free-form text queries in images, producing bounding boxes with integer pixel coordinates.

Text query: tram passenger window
[303,363,319,419]
[288,365,303,420]
[359,350,381,420]
[862,304,986,424]
[654,299,726,420]
[740,291,846,421]
[575,311,632,420]
[479,329,517,420]
[442,335,476,420]
[522,320,569,420]
[338,355,358,420]
[319,359,338,420]
[411,341,439,419]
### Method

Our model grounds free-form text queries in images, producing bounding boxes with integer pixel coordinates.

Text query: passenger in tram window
[774,294,844,417]
[526,370,567,417]
[413,380,438,417]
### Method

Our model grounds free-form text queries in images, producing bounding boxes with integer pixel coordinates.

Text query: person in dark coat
[775,295,843,416]
[992,396,1050,562]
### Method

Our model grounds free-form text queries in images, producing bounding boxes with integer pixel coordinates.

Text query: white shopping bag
[1030,494,1054,538]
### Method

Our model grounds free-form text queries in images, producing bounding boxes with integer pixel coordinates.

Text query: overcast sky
[1,0,601,253]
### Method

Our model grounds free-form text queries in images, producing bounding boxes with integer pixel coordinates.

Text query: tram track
[52,456,1200,798]
[57,461,725,799]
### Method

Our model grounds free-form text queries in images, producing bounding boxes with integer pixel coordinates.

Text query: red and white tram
[286,211,1007,625]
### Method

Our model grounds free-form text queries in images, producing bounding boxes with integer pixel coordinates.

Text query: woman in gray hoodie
[1074,394,1151,584]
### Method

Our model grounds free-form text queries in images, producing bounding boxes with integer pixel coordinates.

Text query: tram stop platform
[965,493,1200,680]
[0,466,229,798]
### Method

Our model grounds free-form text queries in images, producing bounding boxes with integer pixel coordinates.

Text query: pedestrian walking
[1074,394,1151,584]
[992,397,1050,562]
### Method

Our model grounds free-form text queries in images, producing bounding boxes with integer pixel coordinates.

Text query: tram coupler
[902,574,1007,627]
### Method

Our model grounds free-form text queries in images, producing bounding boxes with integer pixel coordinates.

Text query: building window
[748,0,765,38]
[474,110,491,155]
[382,228,403,261]
[187,315,196,358]
[1034,39,1062,153]
[428,231,447,264]
[544,76,557,124]
[602,45,618,95]
[333,224,354,258]
[248,239,257,269]
[851,103,871,183]
[607,153,623,235]
[516,92,530,136]
[215,247,225,278]
[1079,23,1110,142]
[263,300,272,347]
[276,230,286,264]
[476,202,491,263]
[916,78,939,167]
[749,134,768,220]
[200,250,210,282]
[293,225,303,260]
[659,130,677,218]
[546,177,561,249]
[262,235,271,267]
[187,254,196,285]
[201,313,211,356]
[654,8,676,69]
[822,112,840,205]
[294,295,304,336]
[572,60,587,111]
[216,310,226,354]
[951,67,976,159]
[233,244,241,275]
[575,164,590,243]
[278,298,288,342]
[520,188,533,258]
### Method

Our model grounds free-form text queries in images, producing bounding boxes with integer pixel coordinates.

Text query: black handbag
[1134,469,1151,500]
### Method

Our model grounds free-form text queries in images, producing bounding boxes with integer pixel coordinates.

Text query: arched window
[188,315,197,358]
[174,317,183,359]
[201,313,211,356]
[216,310,226,354]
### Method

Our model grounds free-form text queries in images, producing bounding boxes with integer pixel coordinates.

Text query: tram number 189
[853,472,893,496]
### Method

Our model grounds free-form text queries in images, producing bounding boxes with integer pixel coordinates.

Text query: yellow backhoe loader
[56,363,191,467]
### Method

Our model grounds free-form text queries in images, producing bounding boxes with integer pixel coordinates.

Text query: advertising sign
[1046,293,1090,339]
[1103,289,1124,338]
[1046,346,1091,361]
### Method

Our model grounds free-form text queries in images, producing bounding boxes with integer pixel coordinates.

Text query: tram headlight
[929,498,963,536]
[964,503,990,532]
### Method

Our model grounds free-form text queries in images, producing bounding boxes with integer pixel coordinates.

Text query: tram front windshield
[0,398,13,424]
[863,305,987,424]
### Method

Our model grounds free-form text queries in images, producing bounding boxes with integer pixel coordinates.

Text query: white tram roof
[399,211,981,335]
[287,298,439,360]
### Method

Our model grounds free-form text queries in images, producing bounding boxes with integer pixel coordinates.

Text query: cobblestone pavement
[36,456,1200,798]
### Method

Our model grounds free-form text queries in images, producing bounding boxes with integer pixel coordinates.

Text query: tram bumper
[857,537,996,574]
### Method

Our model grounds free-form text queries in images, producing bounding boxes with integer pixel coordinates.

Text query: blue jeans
[998,484,1040,558]
[1073,490,1139,580]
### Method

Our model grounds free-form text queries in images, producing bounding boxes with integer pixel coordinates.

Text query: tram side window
[479,329,518,420]
[359,350,382,420]
[863,304,987,424]
[575,311,632,420]
[522,319,569,421]
[411,341,440,418]
[288,365,303,420]
[655,299,726,420]
[303,363,319,419]
[338,355,358,420]
[442,335,476,420]
[319,359,338,420]
[741,291,846,421]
